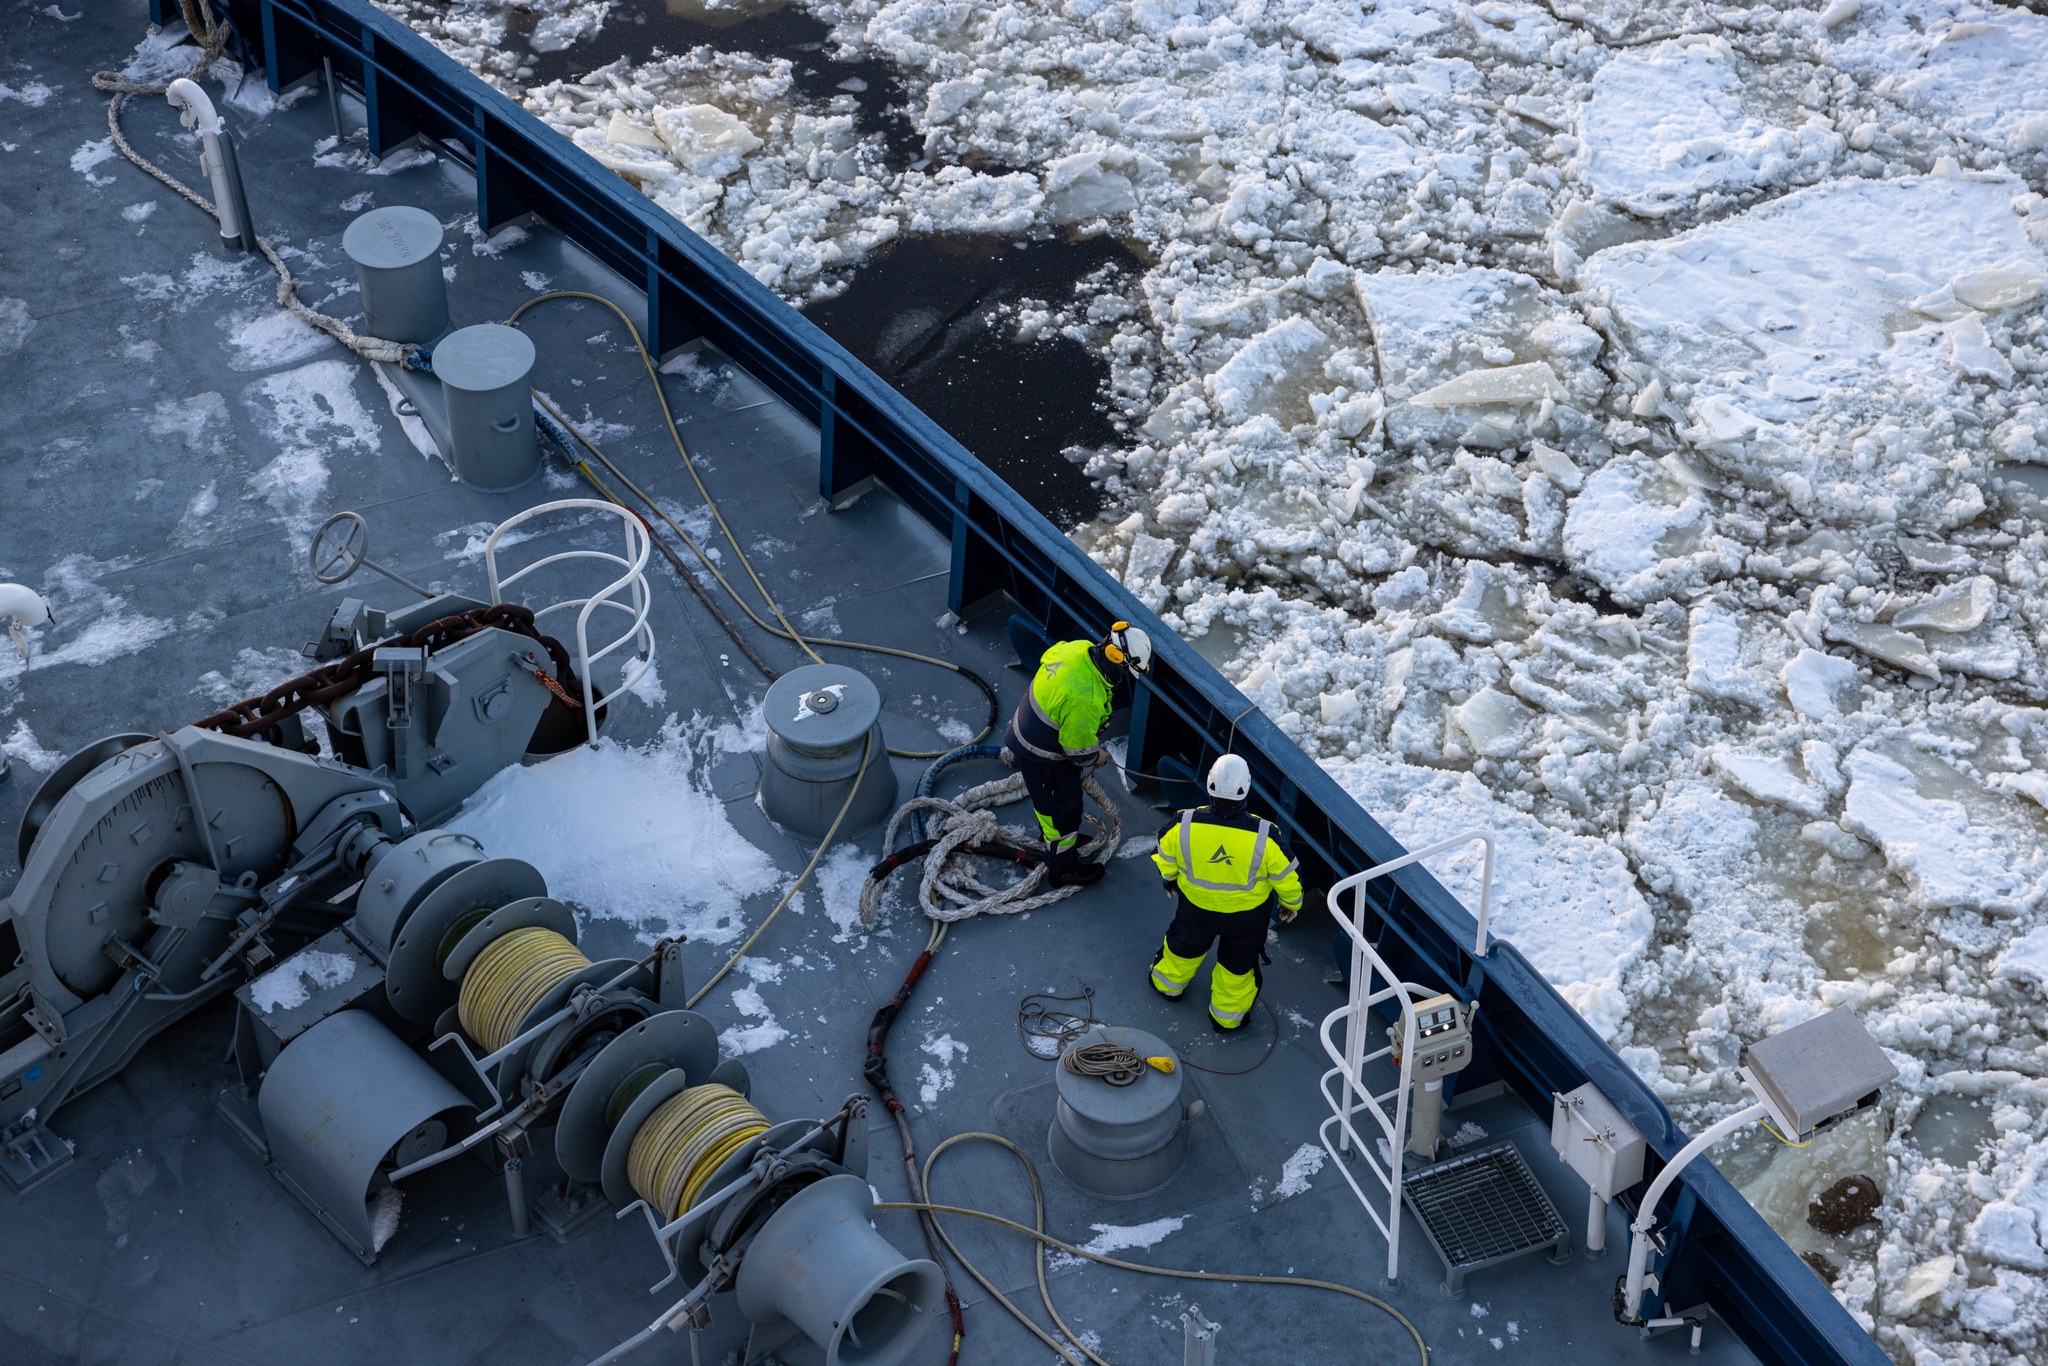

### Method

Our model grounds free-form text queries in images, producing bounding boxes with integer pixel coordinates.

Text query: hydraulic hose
[891,1131,1431,1366]
[507,292,1000,759]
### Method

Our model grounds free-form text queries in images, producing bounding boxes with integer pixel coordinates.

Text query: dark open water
[503,0,1132,526]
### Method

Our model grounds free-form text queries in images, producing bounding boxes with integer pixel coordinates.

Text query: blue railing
[188,2,1886,1359]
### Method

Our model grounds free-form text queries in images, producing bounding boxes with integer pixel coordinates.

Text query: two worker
[1010,626,1303,1031]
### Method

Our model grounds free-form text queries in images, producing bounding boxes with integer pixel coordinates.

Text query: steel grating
[1403,1140,1570,1293]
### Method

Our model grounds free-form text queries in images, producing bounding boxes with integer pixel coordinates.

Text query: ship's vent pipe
[165,77,254,252]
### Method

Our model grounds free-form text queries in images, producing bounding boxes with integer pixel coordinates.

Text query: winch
[0,515,942,1366]
[760,662,897,838]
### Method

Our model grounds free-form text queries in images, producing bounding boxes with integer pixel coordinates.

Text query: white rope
[93,6,415,366]
[859,764,1123,929]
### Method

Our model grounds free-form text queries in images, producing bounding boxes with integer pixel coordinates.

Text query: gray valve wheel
[310,511,370,585]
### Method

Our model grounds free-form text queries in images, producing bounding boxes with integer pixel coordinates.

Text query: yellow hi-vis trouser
[1148,895,1268,1028]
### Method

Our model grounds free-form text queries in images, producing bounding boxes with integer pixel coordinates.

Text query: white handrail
[1333,830,1496,959]
[1316,875,1448,1284]
[1314,836,1495,1284]
[484,499,655,745]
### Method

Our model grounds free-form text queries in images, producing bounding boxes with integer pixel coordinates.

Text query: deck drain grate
[1402,1140,1570,1293]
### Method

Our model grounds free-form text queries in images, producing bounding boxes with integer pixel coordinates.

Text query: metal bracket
[0,1111,74,1193]
[837,1093,869,1175]
[656,939,687,1009]
[376,647,425,731]
[22,989,66,1047]
[1181,1304,1220,1365]
[306,597,371,661]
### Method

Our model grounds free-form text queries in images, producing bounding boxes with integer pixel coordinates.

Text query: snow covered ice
[385,0,2048,1358]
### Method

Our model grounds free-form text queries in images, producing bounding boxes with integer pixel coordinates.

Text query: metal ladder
[1317,831,1495,1284]
[485,498,655,746]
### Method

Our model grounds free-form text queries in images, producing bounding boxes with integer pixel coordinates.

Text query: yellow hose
[457,927,590,1053]
[625,1083,770,1219]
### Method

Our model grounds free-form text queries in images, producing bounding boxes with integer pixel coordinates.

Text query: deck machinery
[0,592,942,1366]
[0,3,1903,1362]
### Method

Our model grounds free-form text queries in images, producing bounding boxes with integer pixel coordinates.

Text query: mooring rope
[859,766,1122,929]
[93,4,417,365]
[456,926,590,1054]
[625,1083,770,1219]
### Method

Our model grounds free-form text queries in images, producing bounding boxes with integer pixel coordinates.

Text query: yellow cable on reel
[457,927,591,1053]
[625,1083,771,1219]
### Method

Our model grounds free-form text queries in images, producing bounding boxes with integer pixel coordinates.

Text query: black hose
[866,938,966,1363]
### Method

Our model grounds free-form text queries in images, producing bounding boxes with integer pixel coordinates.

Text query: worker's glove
[1091,749,1112,768]
[1276,903,1299,925]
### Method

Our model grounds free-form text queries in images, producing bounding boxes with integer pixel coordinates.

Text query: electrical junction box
[1551,1082,1647,1202]
[1741,1007,1897,1139]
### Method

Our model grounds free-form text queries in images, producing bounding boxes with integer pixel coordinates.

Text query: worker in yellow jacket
[1006,622,1153,888]
[1150,754,1304,1031]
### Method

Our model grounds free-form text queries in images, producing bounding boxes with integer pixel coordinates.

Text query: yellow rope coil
[457,927,590,1053]
[625,1083,770,1220]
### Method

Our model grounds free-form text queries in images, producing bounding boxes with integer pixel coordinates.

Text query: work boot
[1048,860,1106,889]
[1210,1016,1239,1034]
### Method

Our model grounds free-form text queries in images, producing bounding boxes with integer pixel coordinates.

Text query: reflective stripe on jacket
[1008,639,1112,765]
[1152,804,1304,914]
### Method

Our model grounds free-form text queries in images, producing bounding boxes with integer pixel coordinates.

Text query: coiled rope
[1059,1039,1153,1085]
[858,766,1121,930]
[625,1083,770,1219]
[93,5,416,365]
[457,927,589,1053]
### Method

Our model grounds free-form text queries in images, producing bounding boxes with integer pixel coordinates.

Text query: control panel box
[1393,993,1473,1084]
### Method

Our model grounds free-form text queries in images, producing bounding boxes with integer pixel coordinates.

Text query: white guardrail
[485,499,655,746]
[1317,831,1494,1284]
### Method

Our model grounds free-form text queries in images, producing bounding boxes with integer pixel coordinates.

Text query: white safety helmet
[1207,753,1252,802]
[1102,621,1153,676]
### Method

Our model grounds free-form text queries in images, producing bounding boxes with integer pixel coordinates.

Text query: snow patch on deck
[448,715,782,946]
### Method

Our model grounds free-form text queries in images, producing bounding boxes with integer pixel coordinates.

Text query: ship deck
[0,5,1761,1364]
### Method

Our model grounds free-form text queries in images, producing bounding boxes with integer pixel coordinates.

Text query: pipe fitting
[0,582,54,661]
[165,78,248,251]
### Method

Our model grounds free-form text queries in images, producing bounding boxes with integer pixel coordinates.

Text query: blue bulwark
[218,3,1885,1361]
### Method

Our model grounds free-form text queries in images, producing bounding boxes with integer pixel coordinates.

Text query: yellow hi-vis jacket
[1008,639,1114,765]
[1152,804,1304,914]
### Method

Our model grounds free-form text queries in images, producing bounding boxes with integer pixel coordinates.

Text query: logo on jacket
[1206,848,1235,867]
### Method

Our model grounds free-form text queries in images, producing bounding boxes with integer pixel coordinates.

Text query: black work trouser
[1154,892,1272,1027]
[1015,748,1086,872]
[1161,893,1271,979]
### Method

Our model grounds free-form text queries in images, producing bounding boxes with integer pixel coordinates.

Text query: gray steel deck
[0,5,1760,1363]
